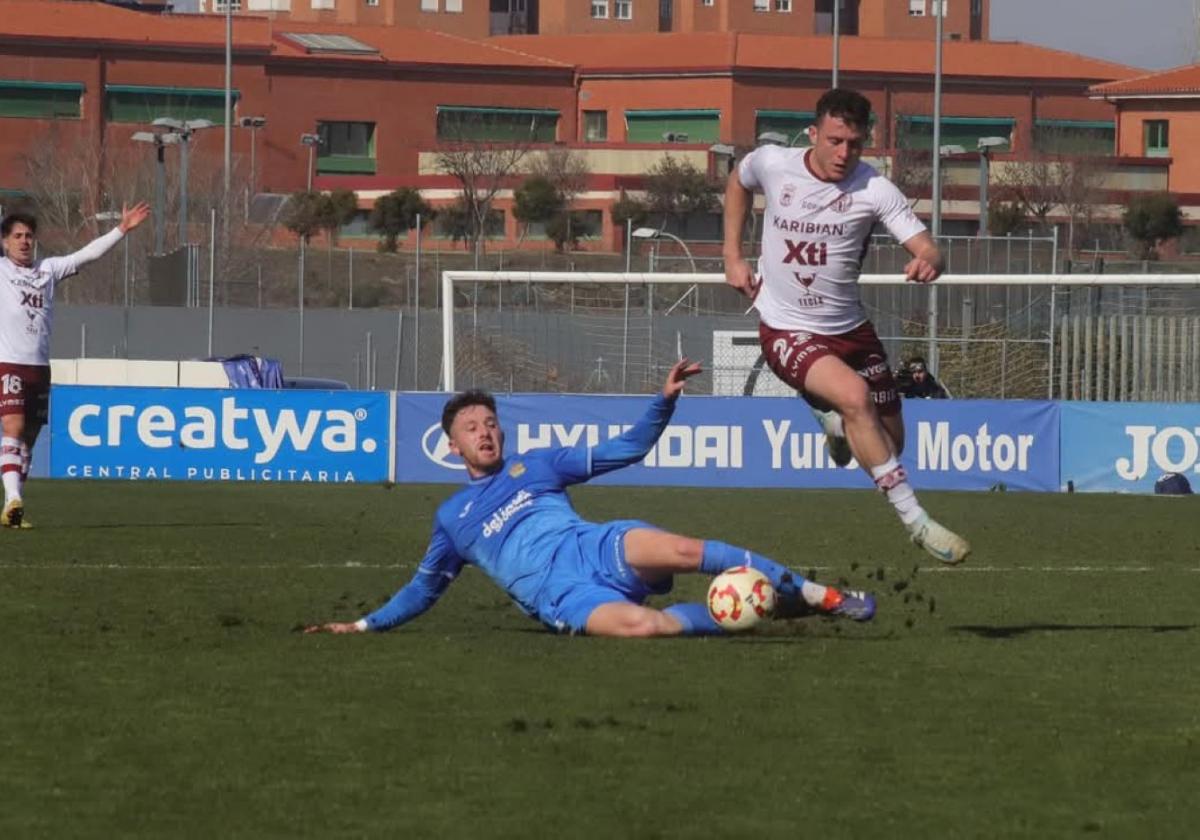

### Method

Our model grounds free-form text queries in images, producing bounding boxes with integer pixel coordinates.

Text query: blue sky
[990,0,1196,70]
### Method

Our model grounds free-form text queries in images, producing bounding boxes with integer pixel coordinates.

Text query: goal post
[440,271,1200,401]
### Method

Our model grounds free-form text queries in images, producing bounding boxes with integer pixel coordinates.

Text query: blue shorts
[538,519,674,635]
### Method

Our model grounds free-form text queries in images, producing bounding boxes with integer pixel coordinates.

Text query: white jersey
[738,145,926,335]
[0,227,124,365]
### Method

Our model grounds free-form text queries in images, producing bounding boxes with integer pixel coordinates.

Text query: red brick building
[0,0,1147,252]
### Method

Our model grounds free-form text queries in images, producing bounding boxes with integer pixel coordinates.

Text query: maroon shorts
[758,320,900,417]
[0,363,50,425]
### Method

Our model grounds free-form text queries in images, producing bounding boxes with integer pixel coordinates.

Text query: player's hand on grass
[903,256,941,284]
[119,202,152,234]
[303,621,364,635]
[723,258,760,300]
[662,357,703,400]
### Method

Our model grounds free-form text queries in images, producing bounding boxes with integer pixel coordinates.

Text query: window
[614,0,632,19]
[0,81,83,120]
[366,0,379,6]
[437,106,559,143]
[105,85,239,124]
[908,0,925,15]
[753,0,769,10]
[213,0,241,10]
[1033,119,1115,155]
[591,0,608,17]
[421,0,437,10]
[316,121,376,174]
[583,110,608,142]
[1144,120,1169,157]
[775,0,791,10]
[625,109,720,143]
[897,115,1013,152]
[702,0,713,5]
[446,0,462,11]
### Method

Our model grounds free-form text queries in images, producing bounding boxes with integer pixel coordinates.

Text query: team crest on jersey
[780,184,796,207]
[830,192,853,213]
[508,462,526,478]
[794,273,816,287]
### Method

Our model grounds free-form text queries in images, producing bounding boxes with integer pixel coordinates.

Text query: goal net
[440,271,1200,401]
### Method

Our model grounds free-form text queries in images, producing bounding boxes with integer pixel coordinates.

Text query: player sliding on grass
[306,360,876,638]
[0,204,150,528]
[722,87,970,565]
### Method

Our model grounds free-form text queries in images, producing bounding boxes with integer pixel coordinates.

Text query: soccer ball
[706,566,777,632]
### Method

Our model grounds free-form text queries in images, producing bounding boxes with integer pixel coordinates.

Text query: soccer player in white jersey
[722,88,970,565]
[0,204,150,528]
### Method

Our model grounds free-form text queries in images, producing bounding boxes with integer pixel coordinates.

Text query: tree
[888,147,933,209]
[512,175,564,246]
[988,201,1026,237]
[610,192,649,230]
[282,190,326,243]
[322,188,359,247]
[642,155,719,233]
[1123,193,1184,260]
[433,117,532,265]
[994,154,1104,249]
[369,188,433,252]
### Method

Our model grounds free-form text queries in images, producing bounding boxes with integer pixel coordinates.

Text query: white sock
[1,437,22,503]
[870,456,924,527]
[800,579,832,608]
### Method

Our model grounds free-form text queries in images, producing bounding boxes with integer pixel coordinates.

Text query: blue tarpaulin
[219,355,284,389]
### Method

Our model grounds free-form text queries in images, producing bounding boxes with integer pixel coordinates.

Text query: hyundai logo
[421,423,465,470]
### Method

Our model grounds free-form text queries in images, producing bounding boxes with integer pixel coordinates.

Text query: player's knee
[834,380,873,420]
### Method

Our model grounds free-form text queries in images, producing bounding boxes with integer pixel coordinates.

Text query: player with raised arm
[722,88,969,565]
[0,203,150,528]
[306,360,876,638]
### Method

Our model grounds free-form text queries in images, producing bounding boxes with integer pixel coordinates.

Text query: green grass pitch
[1,481,1197,838]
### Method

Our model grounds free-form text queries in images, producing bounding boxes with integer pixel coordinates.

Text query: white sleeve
[39,227,125,282]
[737,146,766,190]
[872,176,927,245]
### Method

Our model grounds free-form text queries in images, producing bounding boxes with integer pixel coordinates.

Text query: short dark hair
[1,212,37,238]
[441,389,497,435]
[814,88,872,133]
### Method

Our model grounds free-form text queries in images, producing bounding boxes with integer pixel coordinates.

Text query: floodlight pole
[223,0,233,301]
[153,143,167,254]
[179,132,191,247]
[832,0,840,88]
[927,4,945,369]
[978,147,991,236]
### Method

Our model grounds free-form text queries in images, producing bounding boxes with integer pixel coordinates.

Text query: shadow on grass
[953,623,1196,639]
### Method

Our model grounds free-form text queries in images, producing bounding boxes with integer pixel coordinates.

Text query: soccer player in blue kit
[305,360,876,637]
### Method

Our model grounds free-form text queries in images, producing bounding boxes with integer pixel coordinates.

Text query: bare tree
[20,126,106,253]
[996,153,1105,254]
[433,116,534,266]
[887,147,933,210]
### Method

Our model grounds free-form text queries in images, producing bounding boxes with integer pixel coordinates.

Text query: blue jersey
[362,393,677,631]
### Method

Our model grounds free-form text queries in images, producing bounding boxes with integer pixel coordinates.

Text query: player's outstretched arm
[304,530,461,635]
[900,231,944,284]
[46,202,153,280]
[586,358,702,478]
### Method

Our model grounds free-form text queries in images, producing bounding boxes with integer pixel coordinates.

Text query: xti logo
[783,240,827,266]
[20,292,44,309]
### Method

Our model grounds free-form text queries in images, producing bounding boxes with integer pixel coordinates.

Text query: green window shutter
[625,109,720,143]
[1033,120,1114,155]
[897,115,1013,152]
[436,106,559,143]
[0,81,83,119]
[104,85,240,125]
[317,121,377,174]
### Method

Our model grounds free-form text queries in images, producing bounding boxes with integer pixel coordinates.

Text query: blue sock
[700,540,801,599]
[663,602,725,636]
